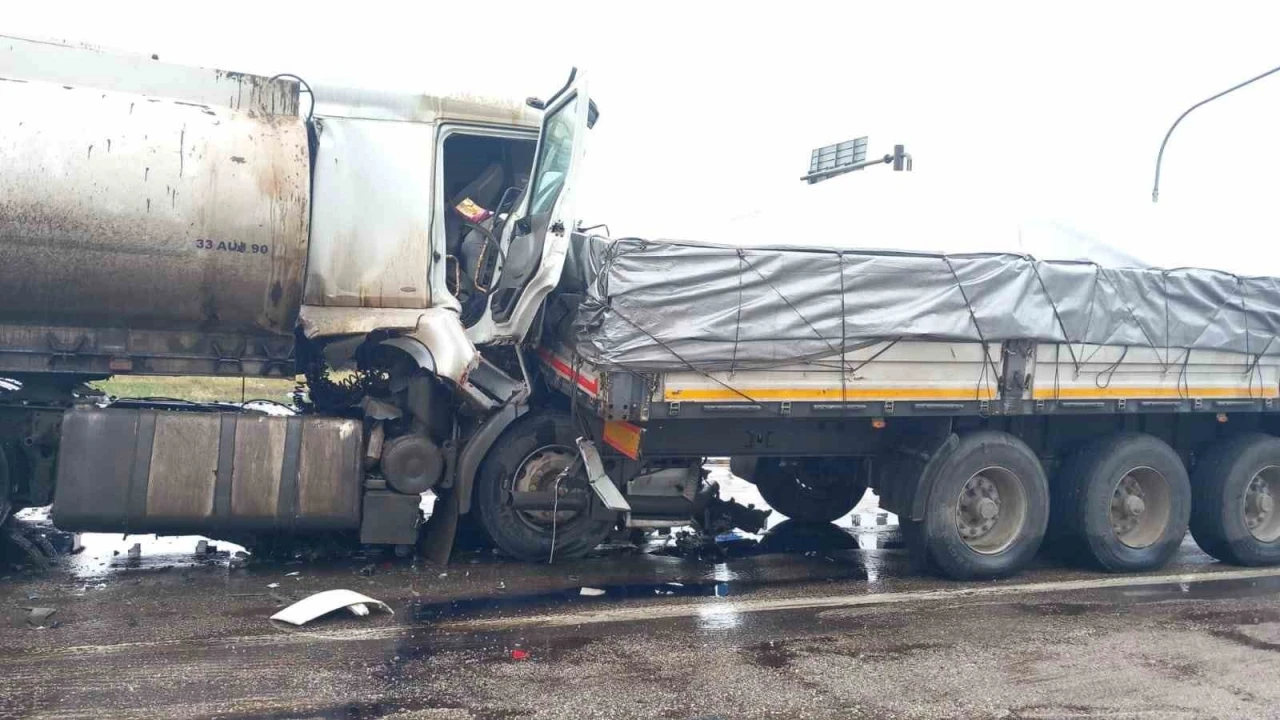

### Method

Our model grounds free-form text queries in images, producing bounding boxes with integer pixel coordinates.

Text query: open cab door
[467,70,593,345]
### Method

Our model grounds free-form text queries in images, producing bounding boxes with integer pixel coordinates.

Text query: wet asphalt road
[4,520,1280,720]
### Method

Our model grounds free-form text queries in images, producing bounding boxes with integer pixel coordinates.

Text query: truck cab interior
[440,132,536,327]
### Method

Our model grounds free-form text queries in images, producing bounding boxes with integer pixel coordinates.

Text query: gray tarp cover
[547,235,1280,372]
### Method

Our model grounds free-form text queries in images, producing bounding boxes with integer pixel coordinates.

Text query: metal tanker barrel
[0,41,310,375]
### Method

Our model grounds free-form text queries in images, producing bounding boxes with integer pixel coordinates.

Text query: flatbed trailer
[510,236,1280,580]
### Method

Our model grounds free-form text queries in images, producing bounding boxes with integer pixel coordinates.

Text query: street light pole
[1152,62,1280,202]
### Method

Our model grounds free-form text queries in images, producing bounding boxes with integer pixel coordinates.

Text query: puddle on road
[8,463,903,597]
[9,507,247,580]
[68,533,246,578]
[412,579,737,622]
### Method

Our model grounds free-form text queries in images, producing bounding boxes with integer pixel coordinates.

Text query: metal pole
[1152,63,1280,202]
[800,154,892,184]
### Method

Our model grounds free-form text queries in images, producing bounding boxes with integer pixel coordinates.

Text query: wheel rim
[954,466,1028,555]
[1109,466,1172,549]
[1243,465,1280,543]
[510,445,579,529]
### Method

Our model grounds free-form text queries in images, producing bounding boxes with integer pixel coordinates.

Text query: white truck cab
[297,71,595,385]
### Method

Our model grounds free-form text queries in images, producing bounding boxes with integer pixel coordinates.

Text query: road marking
[438,566,1280,631]
[5,566,1280,662]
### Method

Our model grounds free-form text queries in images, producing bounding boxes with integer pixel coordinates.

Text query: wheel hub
[1110,474,1145,538]
[1244,469,1280,541]
[953,467,1029,555]
[512,446,579,527]
[1123,494,1146,518]
[1110,467,1172,549]
[957,475,1001,540]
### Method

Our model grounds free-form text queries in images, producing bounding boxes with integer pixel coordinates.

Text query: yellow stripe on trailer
[663,387,997,402]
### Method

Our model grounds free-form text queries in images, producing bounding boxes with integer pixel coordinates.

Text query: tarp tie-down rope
[606,304,783,416]
[1028,257,1081,374]
[735,248,852,373]
[730,253,745,374]
[1097,269,1170,373]
[838,251,848,409]
[941,254,1001,400]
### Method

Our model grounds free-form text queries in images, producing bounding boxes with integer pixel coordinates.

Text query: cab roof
[311,84,541,129]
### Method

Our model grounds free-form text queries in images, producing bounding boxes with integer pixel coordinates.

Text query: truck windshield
[528,94,578,216]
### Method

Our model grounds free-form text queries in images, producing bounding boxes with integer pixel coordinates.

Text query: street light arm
[1152,62,1280,202]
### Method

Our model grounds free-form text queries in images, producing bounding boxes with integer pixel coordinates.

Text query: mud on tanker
[2,36,1280,581]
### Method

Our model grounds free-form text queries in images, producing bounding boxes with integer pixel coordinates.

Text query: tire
[1050,433,1190,572]
[473,413,616,562]
[0,442,11,526]
[1190,434,1280,566]
[911,431,1049,580]
[751,458,867,524]
[900,518,940,574]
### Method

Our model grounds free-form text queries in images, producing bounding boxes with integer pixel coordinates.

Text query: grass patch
[93,375,298,404]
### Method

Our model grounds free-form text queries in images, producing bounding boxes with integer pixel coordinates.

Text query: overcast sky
[9,1,1280,272]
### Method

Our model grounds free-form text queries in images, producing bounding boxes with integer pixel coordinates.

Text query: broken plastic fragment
[270,589,393,626]
[24,607,57,625]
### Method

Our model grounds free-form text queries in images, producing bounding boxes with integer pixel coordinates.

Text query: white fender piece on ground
[270,589,394,626]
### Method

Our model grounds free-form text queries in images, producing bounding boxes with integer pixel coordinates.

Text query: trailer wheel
[909,431,1049,580]
[473,413,616,562]
[1050,433,1190,572]
[750,458,867,524]
[1190,434,1280,566]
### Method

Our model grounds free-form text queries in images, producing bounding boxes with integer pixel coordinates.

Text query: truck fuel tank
[52,408,362,535]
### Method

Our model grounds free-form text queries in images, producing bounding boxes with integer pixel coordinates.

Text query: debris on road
[580,587,606,597]
[267,583,280,589]
[127,543,141,560]
[23,607,57,626]
[270,589,393,626]
[510,649,529,661]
